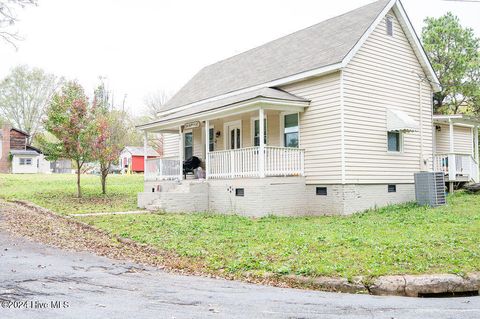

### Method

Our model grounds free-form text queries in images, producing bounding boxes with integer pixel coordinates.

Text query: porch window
[253,119,267,146]
[284,113,299,148]
[387,131,401,152]
[184,132,193,159]
[209,127,215,152]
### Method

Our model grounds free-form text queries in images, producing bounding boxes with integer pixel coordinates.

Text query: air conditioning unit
[414,172,446,207]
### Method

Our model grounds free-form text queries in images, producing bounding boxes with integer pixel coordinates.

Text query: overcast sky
[1,0,479,115]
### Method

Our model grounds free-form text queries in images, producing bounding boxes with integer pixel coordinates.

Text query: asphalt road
[1,231,480,318]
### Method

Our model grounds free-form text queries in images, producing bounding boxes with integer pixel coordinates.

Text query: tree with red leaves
[91,109,127,194]
[44,81,95,198]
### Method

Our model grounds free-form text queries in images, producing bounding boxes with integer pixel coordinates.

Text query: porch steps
[144,181,209,213]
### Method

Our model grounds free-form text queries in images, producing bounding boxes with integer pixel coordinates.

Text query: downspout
[419,78,424,170]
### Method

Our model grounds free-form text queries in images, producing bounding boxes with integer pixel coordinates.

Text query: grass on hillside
[1,173,479,278]
[0,174,144,215]
[78,191,480,278]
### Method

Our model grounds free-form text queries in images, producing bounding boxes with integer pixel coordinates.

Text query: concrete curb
[7,200,480,297]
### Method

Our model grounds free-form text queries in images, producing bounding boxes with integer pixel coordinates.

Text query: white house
[136,0,480,216]
[0,125,51,174]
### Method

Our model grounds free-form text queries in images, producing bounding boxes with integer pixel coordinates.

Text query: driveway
[1,231,479,318]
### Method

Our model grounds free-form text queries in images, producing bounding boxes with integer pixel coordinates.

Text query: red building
[119,146,160,173]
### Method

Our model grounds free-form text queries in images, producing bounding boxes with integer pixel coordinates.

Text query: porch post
[474,126,479,164]
[448,119,456,191]
[178,125,184,180]
[474,125,479,182]
[143,131,148,181]
[205,120,210,180]
[449,119,455,153]
[259,108,265,178]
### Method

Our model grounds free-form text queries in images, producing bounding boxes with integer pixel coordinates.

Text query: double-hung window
[253,118,267,146]
[283,113,299,148]
[184,132,193,159]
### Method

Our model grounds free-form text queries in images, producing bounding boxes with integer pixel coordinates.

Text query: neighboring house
[136,0,480,216]
[0,124,51,174]
[119,146,161,173]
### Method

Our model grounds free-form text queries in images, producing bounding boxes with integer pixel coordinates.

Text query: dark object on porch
[464,183,480,193]
[183,156,201,178]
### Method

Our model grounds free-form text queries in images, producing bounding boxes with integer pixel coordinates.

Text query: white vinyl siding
[281,72,342,184]
[162,133,179,158]
[342,10,433,184]
[435,124,473,155]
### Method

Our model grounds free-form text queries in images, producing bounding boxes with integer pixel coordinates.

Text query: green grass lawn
[1,173,479,278]
[0,173,144,215]
[78,191,480,278]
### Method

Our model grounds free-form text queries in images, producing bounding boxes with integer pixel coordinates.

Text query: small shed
[119,146,160,173]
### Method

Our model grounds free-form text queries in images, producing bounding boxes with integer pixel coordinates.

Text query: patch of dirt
[0,200,207,277]
[1,199,355,292]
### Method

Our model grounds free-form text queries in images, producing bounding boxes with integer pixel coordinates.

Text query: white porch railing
[434,153,479,183]
[145,157,181,181]
[207,146,305,179]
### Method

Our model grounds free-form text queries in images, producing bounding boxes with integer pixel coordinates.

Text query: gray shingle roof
[163,0,391,111]
[10,150,40,156]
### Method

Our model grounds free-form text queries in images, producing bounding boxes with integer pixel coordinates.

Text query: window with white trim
[184,131,193,159]
[283,113,299,148]
[19,158,32,165]
[253,118,267,147]
[387,131,401,152]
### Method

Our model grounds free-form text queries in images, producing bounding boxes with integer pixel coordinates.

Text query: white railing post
[230,150,235,178]
[474,126,479,182]
[448,154,457,182]
[143,131,148,181]
[178,126,184,180]
[259,108,265,178]
[205,120,210,180]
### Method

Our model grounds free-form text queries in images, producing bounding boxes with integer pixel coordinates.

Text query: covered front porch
[139,88,310,181]
[433,115,480,185]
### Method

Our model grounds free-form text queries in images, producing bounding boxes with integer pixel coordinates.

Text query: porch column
[178,126,184,180]
[143,131,148,181]
[259,108,265,178]
[205,120,210,180]
[474,126,479,163]
[448,119,456,192]
[449,119,455,153]
[474,125,479,182]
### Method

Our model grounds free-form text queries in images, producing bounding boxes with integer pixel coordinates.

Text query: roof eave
[137,97,310,132]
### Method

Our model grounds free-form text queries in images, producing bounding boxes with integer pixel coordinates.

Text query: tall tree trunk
[76,160,82,198]
[100,162,110,194]
[101,171,107,194]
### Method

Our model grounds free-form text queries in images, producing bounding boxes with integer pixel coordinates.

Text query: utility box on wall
[414,172,446,207]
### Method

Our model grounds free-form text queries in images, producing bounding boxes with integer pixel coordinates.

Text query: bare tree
[0,0,36,48]
[144,90,170,119]
[0,65,64,142]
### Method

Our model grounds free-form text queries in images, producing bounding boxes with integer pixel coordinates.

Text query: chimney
[0,124,11,173]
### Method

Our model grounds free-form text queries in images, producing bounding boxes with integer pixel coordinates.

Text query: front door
[225,121,242,150]
[229,126,241,149]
